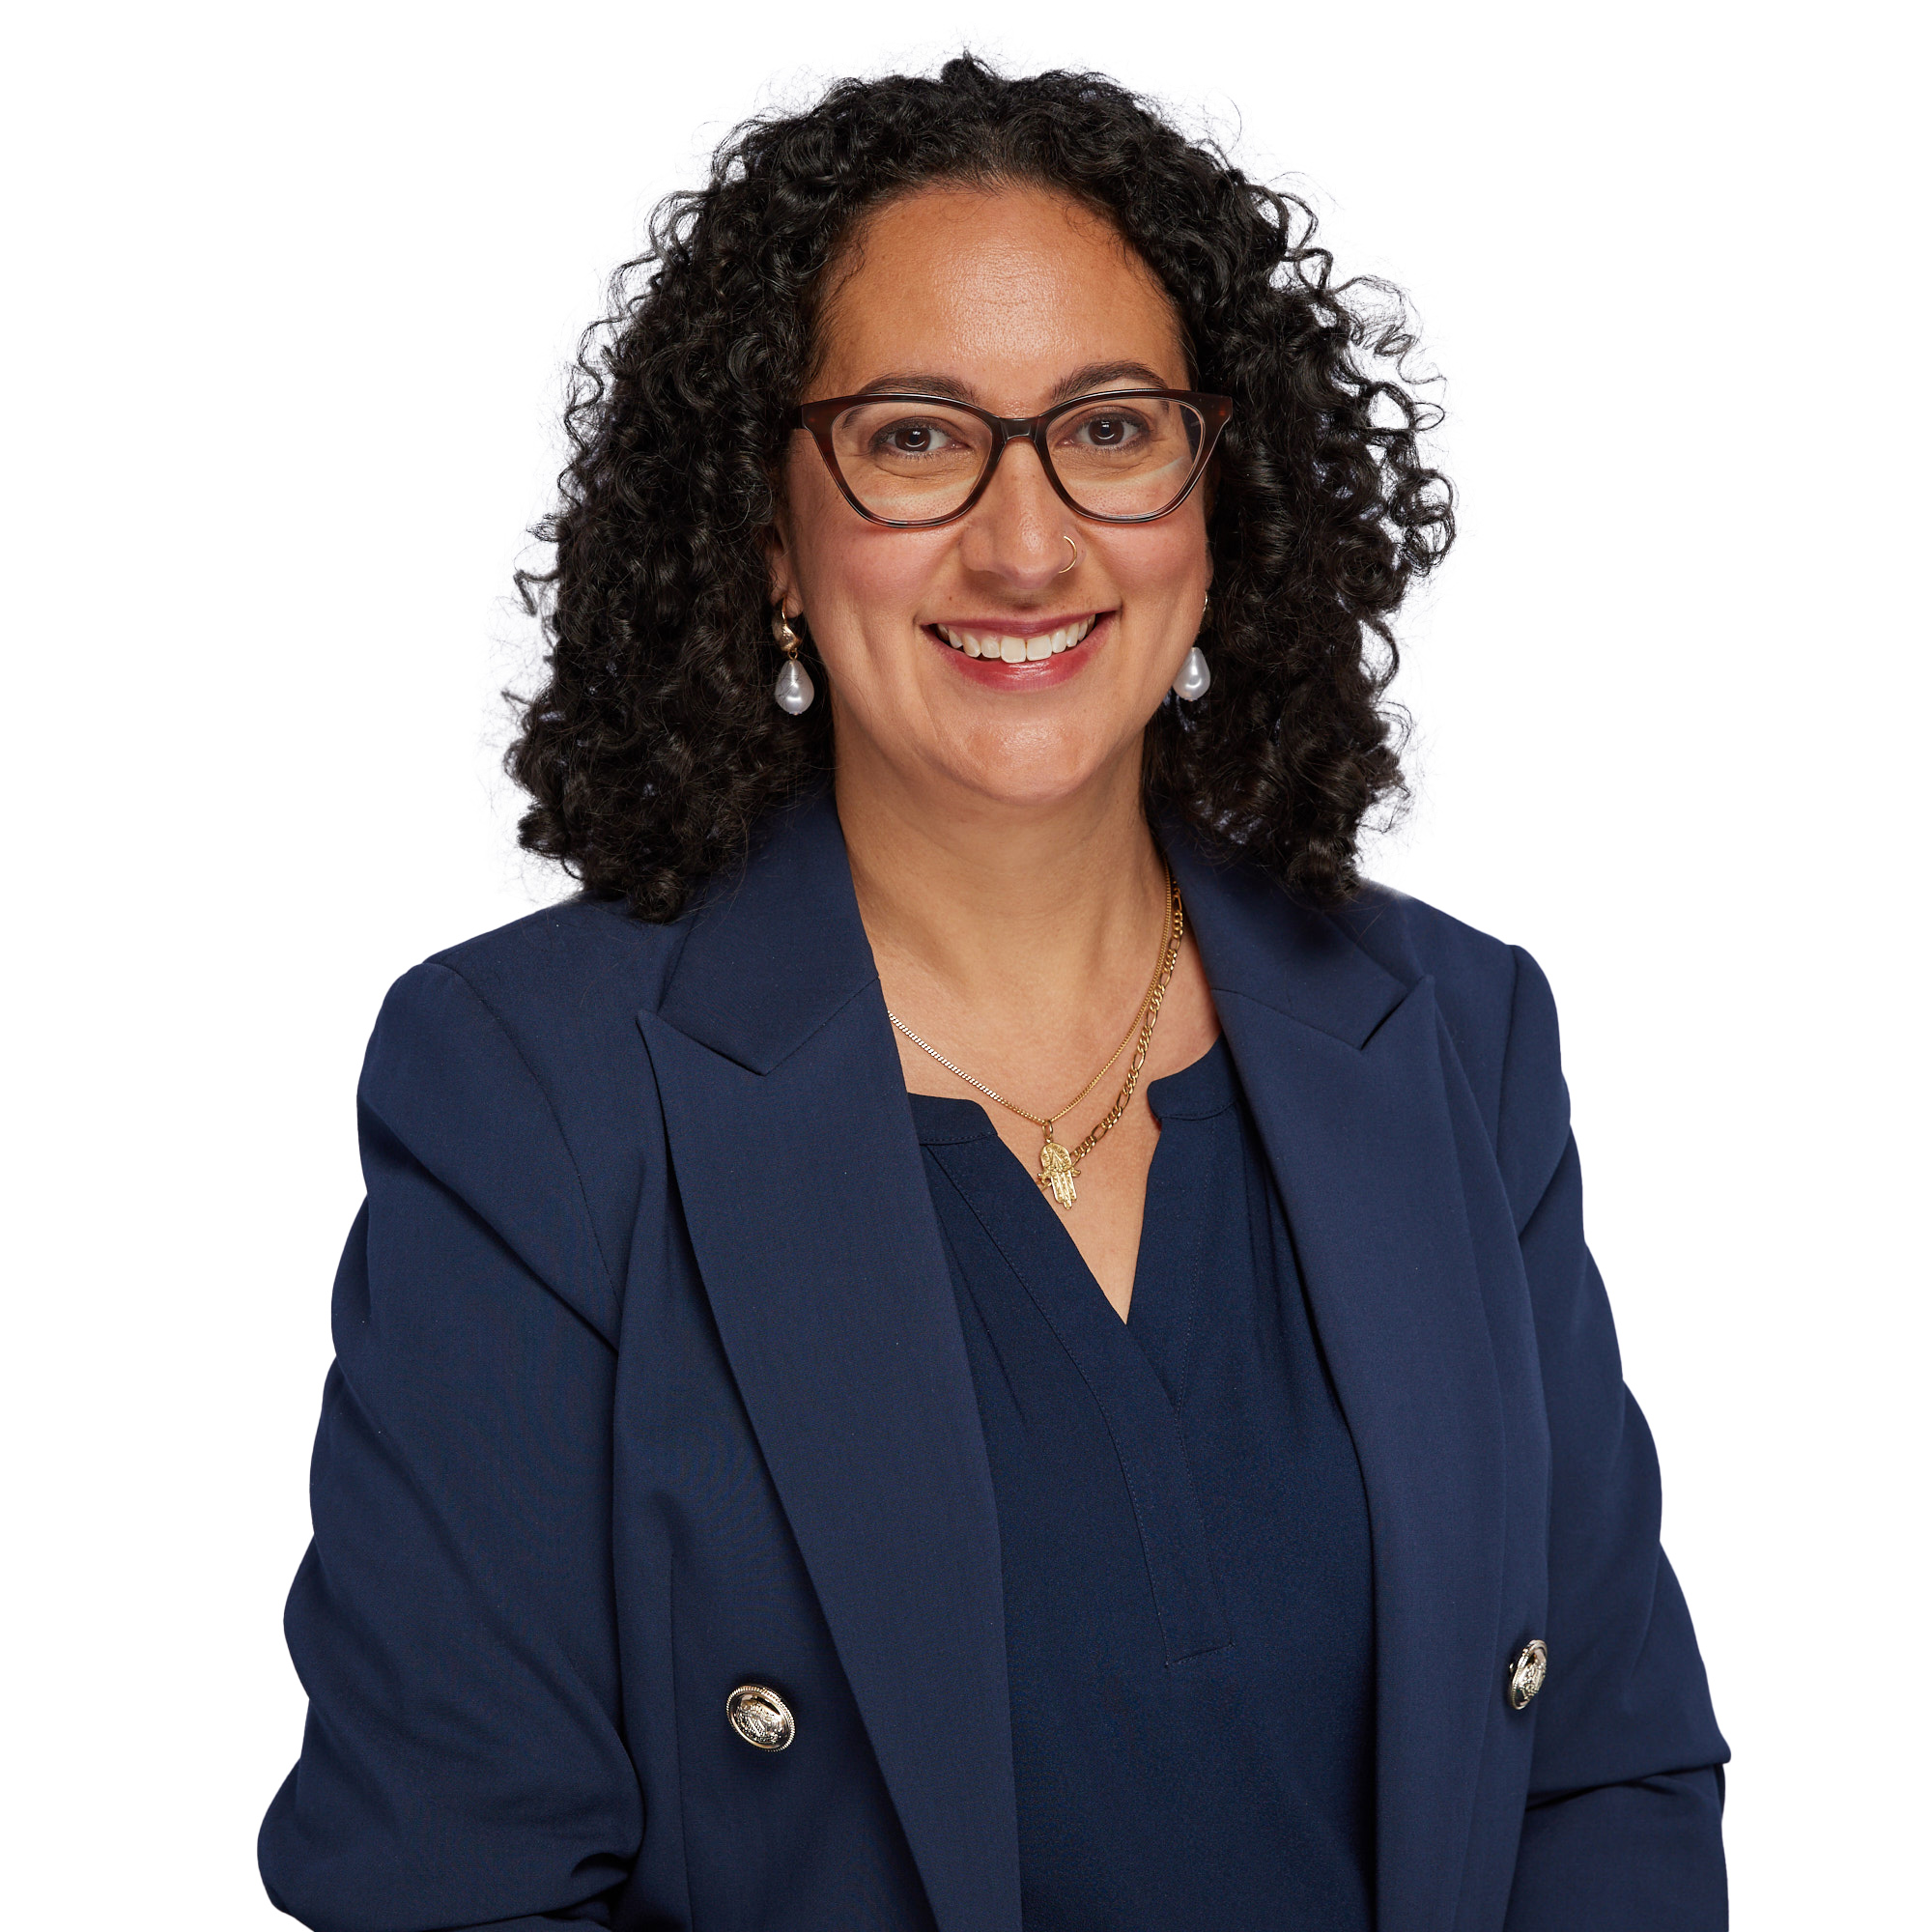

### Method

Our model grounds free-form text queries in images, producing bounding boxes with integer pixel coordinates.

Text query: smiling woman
[505,59,1451,922]
[260,52,1727,1932]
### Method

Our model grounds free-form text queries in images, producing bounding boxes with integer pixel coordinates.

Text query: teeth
[934,615,1100,660]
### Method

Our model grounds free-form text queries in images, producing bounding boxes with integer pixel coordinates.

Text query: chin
[933,724,1125,812]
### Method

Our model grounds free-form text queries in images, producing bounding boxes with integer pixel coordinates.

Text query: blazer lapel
[638,793,1021,1932]
[1168,840,1508,1932]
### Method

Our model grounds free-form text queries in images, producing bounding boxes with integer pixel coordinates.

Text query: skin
[768,182,1223,1319]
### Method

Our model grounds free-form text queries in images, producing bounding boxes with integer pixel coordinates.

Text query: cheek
[1151,495,1213,577]
[1099,509,1212,629]
[785,483,947,679]
[822,538,936,628]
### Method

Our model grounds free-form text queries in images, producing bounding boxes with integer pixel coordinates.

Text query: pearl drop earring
[772,610,815,715]
[1172,592,1212,700]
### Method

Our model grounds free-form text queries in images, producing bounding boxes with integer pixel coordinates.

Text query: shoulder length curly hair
[508,54,1453,920]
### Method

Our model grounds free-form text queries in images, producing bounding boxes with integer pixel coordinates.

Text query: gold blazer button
[726,1683,796,1750]
[1507,1640,1548,1711]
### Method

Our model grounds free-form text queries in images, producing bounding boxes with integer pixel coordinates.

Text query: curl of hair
[508,54,1453,918]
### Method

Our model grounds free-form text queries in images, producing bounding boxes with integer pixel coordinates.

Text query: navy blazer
[261,791,1727,1932]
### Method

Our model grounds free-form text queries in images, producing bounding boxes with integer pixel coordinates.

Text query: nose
[954,437,1071,589]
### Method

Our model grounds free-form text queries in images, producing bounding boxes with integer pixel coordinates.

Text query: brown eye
[1059,407,1154,454]
[868,416,962,459]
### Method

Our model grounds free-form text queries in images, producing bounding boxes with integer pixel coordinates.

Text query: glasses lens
[829,401,995,524]
[1047,397,1207,519]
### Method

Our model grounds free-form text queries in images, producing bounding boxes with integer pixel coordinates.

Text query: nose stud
[1059,535,1078,574]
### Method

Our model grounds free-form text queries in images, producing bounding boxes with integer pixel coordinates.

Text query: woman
[261,56,1727,1932]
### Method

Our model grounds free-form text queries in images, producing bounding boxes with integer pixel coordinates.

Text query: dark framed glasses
[796,388,1233,529]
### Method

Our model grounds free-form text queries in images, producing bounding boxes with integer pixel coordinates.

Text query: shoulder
[364,895,691,1108]
[383,889,699,1122]
[363,892,688,1091]
[1329,881,1513,988]
[423,895,690,1028]
[1329,882,1567,1213]
[361,897,696,1305]
[1329,883,1522,1056]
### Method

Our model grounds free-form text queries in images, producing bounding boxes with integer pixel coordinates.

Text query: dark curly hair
[508,53,1452,919]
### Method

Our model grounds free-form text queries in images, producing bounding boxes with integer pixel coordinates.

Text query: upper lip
[924,611,1105,639]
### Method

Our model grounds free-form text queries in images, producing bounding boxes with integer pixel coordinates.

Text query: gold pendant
[1037,1134,1078,1209]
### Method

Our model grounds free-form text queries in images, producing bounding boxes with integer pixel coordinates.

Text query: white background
[4,2,1925,1923]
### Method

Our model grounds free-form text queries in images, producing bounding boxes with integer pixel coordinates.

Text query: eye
[1061,407,1154,451]
[870,416,962,458]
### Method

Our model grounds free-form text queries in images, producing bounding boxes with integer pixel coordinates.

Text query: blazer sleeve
[259,963,642,1932]
[1495,946,1730,1930]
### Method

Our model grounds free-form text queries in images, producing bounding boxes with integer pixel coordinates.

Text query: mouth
[928,612,1103,663]
[923,612,1110,690]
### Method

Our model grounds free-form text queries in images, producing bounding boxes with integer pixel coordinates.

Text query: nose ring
[1059,535,1079,574]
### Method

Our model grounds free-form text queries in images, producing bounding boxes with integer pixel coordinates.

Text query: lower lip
[923,613,1112,690]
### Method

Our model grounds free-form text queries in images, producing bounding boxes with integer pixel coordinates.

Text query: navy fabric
[260,789,1727,1932]
[912,1037,1375,1930]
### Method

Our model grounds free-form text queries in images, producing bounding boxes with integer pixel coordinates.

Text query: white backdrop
[4,2,1924,1923]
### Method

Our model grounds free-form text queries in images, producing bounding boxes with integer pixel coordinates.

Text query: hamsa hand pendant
[1037,1136,1079,1209]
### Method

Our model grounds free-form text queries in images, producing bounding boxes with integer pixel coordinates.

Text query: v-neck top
[909,1037,1375,1932]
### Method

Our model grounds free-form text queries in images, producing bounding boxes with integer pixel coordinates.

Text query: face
[770,183,1212,815]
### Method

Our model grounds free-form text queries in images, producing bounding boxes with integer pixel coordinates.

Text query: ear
[761,506,797,613]
[761,432,810,611]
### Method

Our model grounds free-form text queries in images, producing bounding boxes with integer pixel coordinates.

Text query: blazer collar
[1160,823,1407,1047]
[660,792,1412,1068]
[656,786,878,1074]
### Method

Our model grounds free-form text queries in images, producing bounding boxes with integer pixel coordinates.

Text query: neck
[835,734,1169,1042]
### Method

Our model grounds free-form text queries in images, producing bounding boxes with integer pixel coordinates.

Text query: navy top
[910,1037,1377,1932]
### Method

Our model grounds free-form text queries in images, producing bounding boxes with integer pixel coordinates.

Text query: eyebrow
[849,360,1177,407]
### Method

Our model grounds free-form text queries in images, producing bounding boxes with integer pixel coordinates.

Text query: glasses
[796,388,1232,529]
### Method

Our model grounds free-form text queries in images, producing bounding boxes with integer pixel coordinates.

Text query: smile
[931,614,1100,662]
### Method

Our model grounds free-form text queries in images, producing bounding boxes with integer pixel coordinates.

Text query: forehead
[811,183,1188,409]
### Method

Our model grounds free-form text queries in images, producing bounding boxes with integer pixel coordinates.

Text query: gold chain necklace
[887,867,1184,1210]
